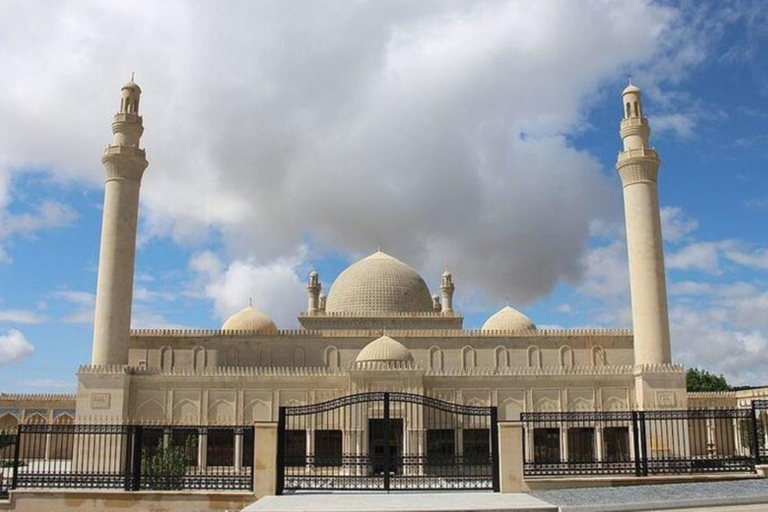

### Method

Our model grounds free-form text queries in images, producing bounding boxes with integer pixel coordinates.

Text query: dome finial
[248,297,253,307]
[131,71,135,82]
[505,297,510,307]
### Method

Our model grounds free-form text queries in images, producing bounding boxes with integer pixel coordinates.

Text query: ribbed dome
[221,306,277,332]
[482,306,536,331]
[356,335,413,363]
[326,251,433,315]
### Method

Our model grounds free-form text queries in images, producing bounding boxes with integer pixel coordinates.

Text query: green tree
[686,367,731,392]
[141,436,195,490]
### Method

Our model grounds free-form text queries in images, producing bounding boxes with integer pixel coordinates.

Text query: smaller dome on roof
[356,335,413,363]
[222,306,277,332]
[622,83,640,95]
[482,306,536,331]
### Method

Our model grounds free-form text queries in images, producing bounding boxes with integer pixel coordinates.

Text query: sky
[0,0,767,391]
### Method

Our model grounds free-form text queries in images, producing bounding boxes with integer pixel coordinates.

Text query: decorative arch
[461,346,476,371]
[193,346,206,371]
[325,346,339,369]
[50,413,74,459]
[592,346,606,366]
[24,412,47,425]
[560,345,573,368]
[136,399,165,422]
[244,399,271,423]
[294,347,306,367]
[429,346,443,371]
[494,346,510,368]
[207,399,235,425]
[570,397,592,412]
[604,397,627,411]
[160,346,173,371]
[527,346,541,368]
[535,397,558,413]
[173,399,200,424]
[0,413,19,458]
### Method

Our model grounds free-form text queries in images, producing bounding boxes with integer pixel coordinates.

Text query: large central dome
[325,250,434,315]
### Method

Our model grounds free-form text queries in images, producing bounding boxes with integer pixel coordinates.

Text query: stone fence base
[0,490,253,512]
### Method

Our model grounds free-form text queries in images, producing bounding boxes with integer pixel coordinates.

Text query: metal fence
[1,430,16,499]
[521,407,763,477]
[5,424,253,492]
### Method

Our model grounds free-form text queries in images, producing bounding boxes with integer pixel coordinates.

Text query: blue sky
[1,0,767,390]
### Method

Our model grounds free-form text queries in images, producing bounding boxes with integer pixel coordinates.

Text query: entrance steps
[244,492,557,512]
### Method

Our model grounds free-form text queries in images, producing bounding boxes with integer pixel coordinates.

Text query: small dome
[221,306,277,332]
[622,83,640,95]
[482,306,536,331]
[326,250,433,315]
[356,335,413,363]
[122,80,141,92]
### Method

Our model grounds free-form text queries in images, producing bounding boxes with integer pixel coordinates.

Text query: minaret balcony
[103,144,146,159]
[617,147,658,162]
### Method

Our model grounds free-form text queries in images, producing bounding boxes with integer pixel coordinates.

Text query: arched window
[160,346,173,371]
[495,346,509,368]
[193,346,206,371]
[633,101,639,117]
[593,346,606,366]
[560,346,573,368]
[527,346,541,368]
[429,346,443,371]
[462,346,476,370]
[625,102,631,118]
[325,346,339,369]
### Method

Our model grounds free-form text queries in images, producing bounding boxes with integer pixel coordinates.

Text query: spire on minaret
[306,268,321,315]
[440,268,455,315]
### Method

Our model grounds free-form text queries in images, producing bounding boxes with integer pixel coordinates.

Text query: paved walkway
[531,478,768,511]
[244,492,556,511]
[244,479,768,512]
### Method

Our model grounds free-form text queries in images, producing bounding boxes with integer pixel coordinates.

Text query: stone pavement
[244,492,556,511]
[530,478,768,512]
[243,479,768,512]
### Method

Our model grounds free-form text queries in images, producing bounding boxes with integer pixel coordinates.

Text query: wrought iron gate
[0,429,16,498]
[276,392,499,493]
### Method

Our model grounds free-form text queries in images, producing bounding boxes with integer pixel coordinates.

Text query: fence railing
[5,424,253,492]
[1,429,17,498]
[521,404,768,477]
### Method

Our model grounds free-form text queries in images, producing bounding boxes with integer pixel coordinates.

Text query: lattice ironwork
[277,392,499,493]
[522,406,761,477]
[8,424,253,492]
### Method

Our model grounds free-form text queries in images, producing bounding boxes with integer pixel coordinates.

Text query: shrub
[141,436,195,490]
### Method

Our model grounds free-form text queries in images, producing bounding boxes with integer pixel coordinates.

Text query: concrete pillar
[616,82,671,365]
[91,80,148,366]
[253,422,278,499]
[498,421,527,493]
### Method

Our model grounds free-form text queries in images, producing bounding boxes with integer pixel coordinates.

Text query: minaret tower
[91,79,149,365]
[307,270,321,314]
[440,270,455,314]
[617,81,671,365]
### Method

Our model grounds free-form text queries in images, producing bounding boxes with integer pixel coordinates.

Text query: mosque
[1,79,698,457]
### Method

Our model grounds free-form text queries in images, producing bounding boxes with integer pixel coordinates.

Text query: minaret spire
[616,82,671,365]
[91,79,149,365]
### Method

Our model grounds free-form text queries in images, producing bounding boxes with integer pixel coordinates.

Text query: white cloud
[725,248,768,270]
[0,309,46,324]
[52,290,95,324]
[0,329,34,365]
[649,113,694,138]
[666,241,733,274]
[0,0,702,305]
[0,200,78,264]
[190,250,307,328]
[661,206,698,243]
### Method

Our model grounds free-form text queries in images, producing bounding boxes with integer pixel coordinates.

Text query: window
[567,428,595,463]
[207,429,235,466]
[462,428,490,465]
[171,428,199,466]
[603,427,630,462]
[533,428,560,463]
[284,430,306,467]
[314,429,342,467]
[427,429,455,467]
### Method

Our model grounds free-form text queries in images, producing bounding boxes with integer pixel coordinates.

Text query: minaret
[440,270,455,314]
[616,81,671,365]
[91,79,149,365]
[307,270,321,314]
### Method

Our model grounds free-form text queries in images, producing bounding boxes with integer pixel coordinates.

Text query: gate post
[383,392,391,492]
[254,421,278,499]
[497,421,526,492]
[11,425,21,490]
[490,407,500,492]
